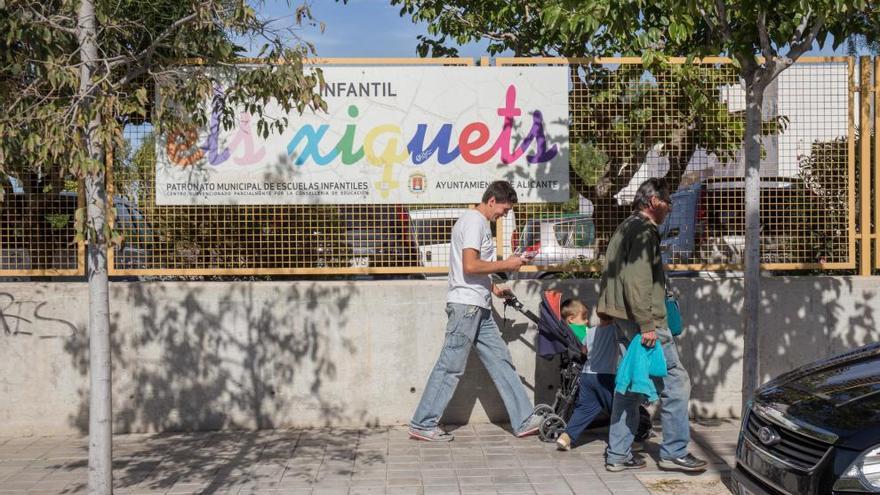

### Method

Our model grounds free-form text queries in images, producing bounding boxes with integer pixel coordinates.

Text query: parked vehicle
[511,214,597,267]
[112,196,155,270]
[331,205,420,268]
[660,177,824,265]
[407,208,516,268]
[659,183,701,264]
[730,342,880,495]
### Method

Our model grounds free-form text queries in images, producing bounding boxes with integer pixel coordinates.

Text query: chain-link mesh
[0,191,81,275]
[0,57,858,276]
[500,57,854,271]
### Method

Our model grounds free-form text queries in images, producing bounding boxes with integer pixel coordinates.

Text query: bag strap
[664,273,674,299]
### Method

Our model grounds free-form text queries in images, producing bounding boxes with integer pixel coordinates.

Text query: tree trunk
[86,171,111,494]
[77,0,113,492]
[742,80,764,414]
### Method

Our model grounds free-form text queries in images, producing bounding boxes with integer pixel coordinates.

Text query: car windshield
[345,229,387,254]
[519,220,540,248]
[115,201,155,241]
[410,218,458,246]
[520,216,594,249]
[555,219,595,248]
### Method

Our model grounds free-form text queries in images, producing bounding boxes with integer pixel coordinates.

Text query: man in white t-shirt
[409,181,543,442]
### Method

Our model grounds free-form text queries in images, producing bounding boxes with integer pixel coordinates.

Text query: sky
[253,0,495,58]
[251,0,861,60]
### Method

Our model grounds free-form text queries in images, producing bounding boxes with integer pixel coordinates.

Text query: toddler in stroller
[504,290,651,448]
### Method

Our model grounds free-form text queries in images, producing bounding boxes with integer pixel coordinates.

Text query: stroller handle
[503,295,540,324]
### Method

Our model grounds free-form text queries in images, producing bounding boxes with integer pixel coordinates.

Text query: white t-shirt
[447,209,495,309]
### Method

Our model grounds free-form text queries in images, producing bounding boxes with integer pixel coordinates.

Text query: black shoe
[605,454,647,472]
[658,453,709,472]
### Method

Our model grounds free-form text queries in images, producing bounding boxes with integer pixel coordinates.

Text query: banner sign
[155,66,569,205]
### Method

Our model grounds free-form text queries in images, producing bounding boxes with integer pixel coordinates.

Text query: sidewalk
[0,420,740,495]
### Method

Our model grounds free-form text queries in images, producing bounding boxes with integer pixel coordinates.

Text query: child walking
[556,299,652,451]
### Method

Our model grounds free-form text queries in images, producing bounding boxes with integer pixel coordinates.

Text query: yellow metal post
[860,57,872,275]
[496,218,505,260]
[875,56,880,269]
[105,143,116,274]
[848,58,857,270]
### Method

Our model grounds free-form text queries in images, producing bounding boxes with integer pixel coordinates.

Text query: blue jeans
[564,373,614,440]
[410,303,534,433]
[606,319,692,464]
[565,373,652,443]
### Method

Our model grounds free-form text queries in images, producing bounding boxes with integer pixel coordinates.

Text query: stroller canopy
[536,290,587,361]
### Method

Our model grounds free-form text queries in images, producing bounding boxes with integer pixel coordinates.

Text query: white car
[512,214,597,267]
[407,208,517,268]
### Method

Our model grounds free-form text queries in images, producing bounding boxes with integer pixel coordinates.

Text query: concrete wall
[0,277,877,436]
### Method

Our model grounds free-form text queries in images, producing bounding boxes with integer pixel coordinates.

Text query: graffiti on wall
[0,293,79,338]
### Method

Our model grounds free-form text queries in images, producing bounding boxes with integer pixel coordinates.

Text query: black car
[731,342,880,495]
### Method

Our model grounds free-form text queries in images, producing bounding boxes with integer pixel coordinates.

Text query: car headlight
[834,445,880,493]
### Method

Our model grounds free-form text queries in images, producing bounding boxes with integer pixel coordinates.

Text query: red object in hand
[522,242,540,260]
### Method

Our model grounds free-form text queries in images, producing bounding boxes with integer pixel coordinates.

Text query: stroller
[504,290,652,443]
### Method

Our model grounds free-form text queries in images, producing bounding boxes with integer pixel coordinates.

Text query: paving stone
[349,487,387,495]
[386,476,422,487]
[422,476,458,486]
[495,484,535,494]
[422,486,460,495]
[528,483,573,495]
[385,487,425,495]
[0,425,739,495]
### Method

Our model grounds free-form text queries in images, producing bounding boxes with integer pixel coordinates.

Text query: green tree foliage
[1,1,331,490]
[1,0,330,244]
[1,0,326,195]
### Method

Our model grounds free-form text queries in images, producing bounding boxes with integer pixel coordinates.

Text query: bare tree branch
[757,10,774,63]
[107,10,201,73]
[30,7,78,35]
[771,12,826,80]
[787,12,826,60]
[439,5,520,45]
[698,6,719,35]
[789,10,813,48]
[712,0,735,45]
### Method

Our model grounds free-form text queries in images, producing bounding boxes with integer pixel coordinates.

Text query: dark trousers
[564,373,651,442]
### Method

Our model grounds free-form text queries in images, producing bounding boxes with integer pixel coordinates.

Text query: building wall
[0,277,876,436]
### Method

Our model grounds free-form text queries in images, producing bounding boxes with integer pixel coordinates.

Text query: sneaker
[515,414,543,438]
[631,441,644,453]
[605,454,647,472]
[658,453,709,472]
[556,432,572,451]
[408,427,454,442]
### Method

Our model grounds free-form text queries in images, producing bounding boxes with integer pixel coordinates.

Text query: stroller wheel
[538,414,566,443]
[533,404,554,418]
